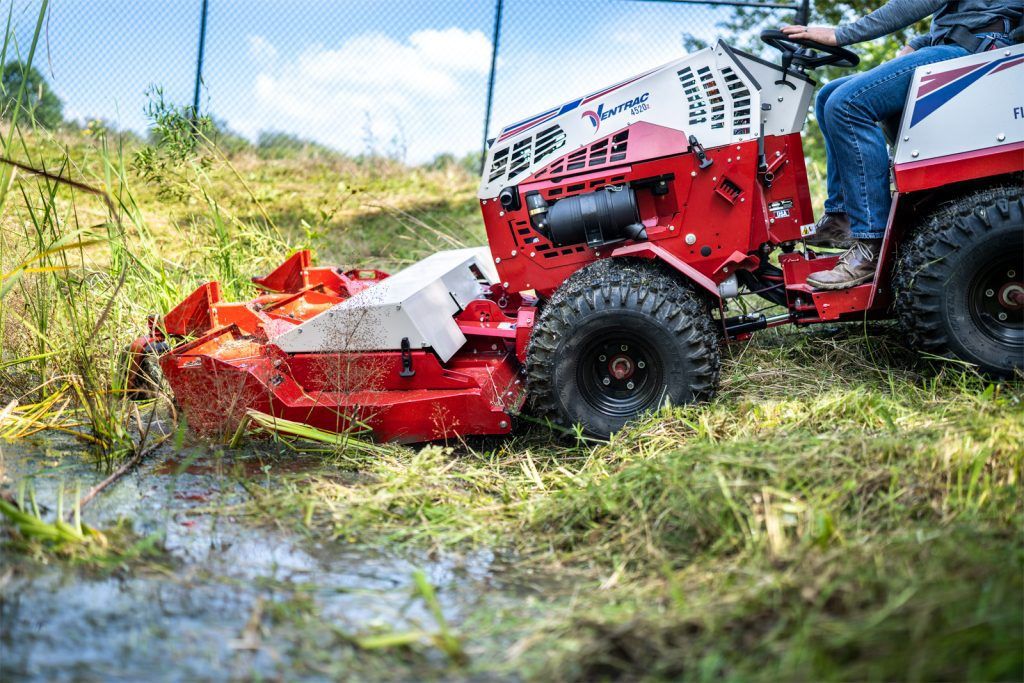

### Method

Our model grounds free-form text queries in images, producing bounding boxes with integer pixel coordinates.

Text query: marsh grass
[0,4,1019,676]
[0,479,105,548]
[352,569,467,665]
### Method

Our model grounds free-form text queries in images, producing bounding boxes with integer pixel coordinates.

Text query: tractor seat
[880,113,902,149]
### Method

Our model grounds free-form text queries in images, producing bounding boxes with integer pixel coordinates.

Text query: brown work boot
[804,212,852,249]
[806,239,881,290]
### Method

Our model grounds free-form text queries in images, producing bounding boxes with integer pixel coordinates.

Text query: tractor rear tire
[893,184,1024,378]
[526,259,720,438]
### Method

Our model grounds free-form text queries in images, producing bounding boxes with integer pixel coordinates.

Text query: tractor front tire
[893,184,1024,378]
[526,259,720,438]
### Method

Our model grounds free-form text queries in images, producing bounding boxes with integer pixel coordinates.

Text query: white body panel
[478,40,814,199]
[731,51,815,137]
[272,247,497,362]
[895,43,1024,166]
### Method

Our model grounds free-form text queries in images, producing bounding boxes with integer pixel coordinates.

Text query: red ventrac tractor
[133,32,1024,443]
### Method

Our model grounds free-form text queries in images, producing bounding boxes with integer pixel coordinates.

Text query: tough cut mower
[134,32,1024,443]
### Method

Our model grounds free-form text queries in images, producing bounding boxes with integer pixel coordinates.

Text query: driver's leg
[806,75,856,248]
[814,75,854,216]
[807,45,967,290]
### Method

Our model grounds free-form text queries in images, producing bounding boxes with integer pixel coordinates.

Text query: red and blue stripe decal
[911,52,1024,127]
[496,69,656,142]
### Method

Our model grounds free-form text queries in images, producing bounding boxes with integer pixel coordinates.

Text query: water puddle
[0,436,567,681]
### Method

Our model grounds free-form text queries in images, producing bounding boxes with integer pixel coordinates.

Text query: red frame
[482,123,893,323]
[894,141,1024,193]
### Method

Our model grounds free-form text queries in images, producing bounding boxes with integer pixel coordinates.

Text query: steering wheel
[760,29,860,70]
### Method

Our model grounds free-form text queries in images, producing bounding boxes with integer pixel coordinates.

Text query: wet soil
[0,436,567,681]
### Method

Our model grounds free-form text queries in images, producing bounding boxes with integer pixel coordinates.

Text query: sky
[9,0,782,163]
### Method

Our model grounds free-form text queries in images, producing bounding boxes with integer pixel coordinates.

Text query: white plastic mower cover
[272,247,499,362]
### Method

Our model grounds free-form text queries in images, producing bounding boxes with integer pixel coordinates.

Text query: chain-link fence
[8,0,807,164]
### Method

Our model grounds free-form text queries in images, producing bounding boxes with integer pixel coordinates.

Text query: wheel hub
[972,260,1023,345]
[608,354,635,380]
[578,333,662,418]
[997,281,1023,310]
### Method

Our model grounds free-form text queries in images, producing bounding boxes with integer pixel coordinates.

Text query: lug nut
[599,354,607,361]
[998,312,1008,321]
[1009,270,1016,278]
[602,377,611,386]
[620,344,628,351]
[626,381,635,390]
[637,361,646,369]
[986,289,995,297]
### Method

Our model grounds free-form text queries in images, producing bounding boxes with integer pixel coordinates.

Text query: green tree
[1,61,63,129]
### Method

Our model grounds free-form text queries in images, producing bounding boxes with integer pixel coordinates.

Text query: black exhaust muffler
[526,186,645,248]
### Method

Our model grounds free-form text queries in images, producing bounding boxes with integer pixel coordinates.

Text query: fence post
[193,0,210,116]
[481,0,505,173]
[796,0,810,25]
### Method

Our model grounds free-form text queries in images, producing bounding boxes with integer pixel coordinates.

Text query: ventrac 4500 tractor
[135,32,1024,442]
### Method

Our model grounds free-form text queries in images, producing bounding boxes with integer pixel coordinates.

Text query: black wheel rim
[576,327,664,418]
[969,256,1023,346]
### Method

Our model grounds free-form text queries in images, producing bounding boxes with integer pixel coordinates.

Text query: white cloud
[408,27,492,71]
[243,28,492,161]
[247,35,278,62]
[220,14,705,163]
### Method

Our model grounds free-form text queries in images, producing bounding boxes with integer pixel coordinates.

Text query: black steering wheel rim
[760,29,860,70]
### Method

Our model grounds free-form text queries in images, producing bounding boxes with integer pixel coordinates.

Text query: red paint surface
[894,141,1024,193]
[157,254,525,444]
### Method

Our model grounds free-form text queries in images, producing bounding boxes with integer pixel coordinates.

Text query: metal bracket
[688,135,714,169]
[399,337,415,377]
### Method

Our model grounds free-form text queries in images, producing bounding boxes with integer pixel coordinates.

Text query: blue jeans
[815,44,972,238]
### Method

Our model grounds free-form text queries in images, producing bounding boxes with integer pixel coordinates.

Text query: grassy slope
[1,129,1021,681]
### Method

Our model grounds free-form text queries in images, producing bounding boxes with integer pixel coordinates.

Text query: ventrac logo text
[582,93,649,132]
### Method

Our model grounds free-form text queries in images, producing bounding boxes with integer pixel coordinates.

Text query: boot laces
[839,241,874,265]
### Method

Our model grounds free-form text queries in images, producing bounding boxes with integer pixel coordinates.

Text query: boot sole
[806,272,875,290]
[804,240,853,250]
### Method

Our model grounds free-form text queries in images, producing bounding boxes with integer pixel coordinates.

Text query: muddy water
[0,436,564,681]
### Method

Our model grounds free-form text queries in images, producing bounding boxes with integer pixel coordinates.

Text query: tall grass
[0,5,289,462]
[0,2,482,556]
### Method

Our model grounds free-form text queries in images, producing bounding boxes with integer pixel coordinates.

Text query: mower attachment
[154,250,529,444]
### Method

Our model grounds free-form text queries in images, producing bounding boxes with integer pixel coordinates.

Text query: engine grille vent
[700,66,726,130]
[535,129,629,179]
[678,66,707,125]
[721,66,752,136]
[507,138,533,179]
[487,148,509,182]
[679,63,753,136]
[534,125,566,163]
[487,124,566,183]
